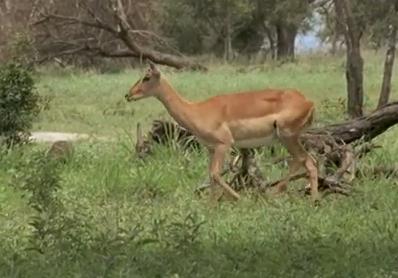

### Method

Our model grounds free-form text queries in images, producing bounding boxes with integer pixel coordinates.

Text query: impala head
[125,61,162,102]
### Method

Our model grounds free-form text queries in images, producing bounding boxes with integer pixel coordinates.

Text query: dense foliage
[0,63,39,147]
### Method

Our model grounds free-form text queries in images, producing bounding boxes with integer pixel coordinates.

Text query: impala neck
[156,79,195,129]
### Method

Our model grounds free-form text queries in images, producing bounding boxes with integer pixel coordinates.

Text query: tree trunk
[275,22,297,61]
[345,44,364,118]
[334,0,364,118]
[377,1,398,108]
[330,19,342,55]
[223,5,233,62]
[264,26,276,60]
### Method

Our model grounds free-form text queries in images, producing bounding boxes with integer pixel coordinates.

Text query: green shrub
[0,63,40,147]
[9,149,151,267]
[10,150,64,254]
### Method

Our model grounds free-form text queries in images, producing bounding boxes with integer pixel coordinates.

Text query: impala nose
[125,94,129,100]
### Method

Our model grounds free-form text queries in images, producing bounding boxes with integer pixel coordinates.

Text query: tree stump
[46,140,74,163]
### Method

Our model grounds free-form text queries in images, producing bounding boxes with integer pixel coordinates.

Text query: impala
[125,62,319,203]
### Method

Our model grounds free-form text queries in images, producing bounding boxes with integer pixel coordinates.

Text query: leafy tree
[270,0,315,60]
[232,0,316,60]
[163,0,316,61]
[163,0,253,60]
[161,0,204,55]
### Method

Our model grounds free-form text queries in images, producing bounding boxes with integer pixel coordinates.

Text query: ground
[0,53,398,277]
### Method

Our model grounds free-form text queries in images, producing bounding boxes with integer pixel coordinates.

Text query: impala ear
[148,60,160,78]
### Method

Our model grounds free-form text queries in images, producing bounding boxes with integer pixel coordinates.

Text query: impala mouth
[125,94,140,102]
[125,94,130,101]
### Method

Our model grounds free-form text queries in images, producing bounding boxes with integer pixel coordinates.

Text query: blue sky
[296,32,323,52]
[296,12,325,52]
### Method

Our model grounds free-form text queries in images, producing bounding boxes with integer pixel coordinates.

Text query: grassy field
[1,53,398,277]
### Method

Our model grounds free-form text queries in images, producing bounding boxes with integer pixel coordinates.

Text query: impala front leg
[210,145,241,201]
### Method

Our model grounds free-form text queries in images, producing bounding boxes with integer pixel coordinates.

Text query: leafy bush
[9,150,99,262]
[10,151,65,254]
[8,149,153,270]
[0,63,40,147]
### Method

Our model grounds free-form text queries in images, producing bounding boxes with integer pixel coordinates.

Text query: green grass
[1,52,398,277]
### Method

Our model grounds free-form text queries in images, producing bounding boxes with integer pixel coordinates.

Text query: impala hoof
[311,194,321,206]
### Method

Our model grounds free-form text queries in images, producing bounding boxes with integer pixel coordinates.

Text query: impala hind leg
[207,148,224,203]
[278,136,319,202]
[209,145,241,201]
[305,153,320,202]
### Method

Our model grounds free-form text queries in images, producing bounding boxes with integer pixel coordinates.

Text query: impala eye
[142,76,150,82]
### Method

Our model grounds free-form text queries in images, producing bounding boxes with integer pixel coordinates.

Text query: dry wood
[135,123,152,159]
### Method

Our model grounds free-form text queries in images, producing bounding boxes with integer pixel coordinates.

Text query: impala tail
[302,102,315,129]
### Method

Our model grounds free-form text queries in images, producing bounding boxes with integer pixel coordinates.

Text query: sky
[296,32,323,52]
[295,12,325,53]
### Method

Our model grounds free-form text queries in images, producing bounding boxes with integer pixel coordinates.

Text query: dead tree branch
[34,1,207,71]
[314,101,398,144]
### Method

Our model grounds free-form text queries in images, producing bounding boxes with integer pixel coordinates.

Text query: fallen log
[316,101,398,144]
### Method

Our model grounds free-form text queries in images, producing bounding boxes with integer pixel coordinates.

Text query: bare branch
[40,13,118,35]
[32,0,207,70]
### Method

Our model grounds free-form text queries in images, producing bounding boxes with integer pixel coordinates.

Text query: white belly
[229,116,278,148]
[233,135,275,148]
[194,116,279,149]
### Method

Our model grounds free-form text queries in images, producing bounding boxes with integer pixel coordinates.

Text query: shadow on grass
[1,235,397,278]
